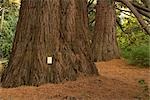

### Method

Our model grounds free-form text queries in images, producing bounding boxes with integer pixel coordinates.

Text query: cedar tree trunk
[1,0,98,88]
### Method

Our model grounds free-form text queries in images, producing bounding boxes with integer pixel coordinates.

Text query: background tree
[91,0,120,61]
[88,0,149,62]
[1,0,98,88]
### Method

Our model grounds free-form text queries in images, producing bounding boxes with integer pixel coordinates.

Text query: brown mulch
[0,59,149,100]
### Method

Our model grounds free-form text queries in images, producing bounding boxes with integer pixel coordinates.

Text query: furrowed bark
[92,0,120,62]
[1,0,98,88]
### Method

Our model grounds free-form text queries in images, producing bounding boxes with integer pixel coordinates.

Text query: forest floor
[0,59,149,100]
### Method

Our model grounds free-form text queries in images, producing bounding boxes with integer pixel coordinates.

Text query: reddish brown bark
[1,0,98,88]
[92,0,120,62]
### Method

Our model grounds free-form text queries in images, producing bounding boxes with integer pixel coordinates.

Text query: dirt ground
[0,59,149,100]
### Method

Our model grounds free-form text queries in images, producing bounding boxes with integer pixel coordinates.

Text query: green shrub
[122,45,150,67]
[121,47,132,59]
[0,3,19,58]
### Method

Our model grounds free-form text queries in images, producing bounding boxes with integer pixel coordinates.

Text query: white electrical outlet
[47,57,53,64]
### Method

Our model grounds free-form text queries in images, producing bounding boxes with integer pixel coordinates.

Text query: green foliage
[116,5,150,67]
[0,1,19,58]
[117,14,149,48]
[118,28,150,67]
[118,32,150,67]
[123,45,150,67]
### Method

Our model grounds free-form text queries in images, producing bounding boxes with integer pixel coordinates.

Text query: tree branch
[88,0,95,8]
[116,7,134,17]
[131,2,150,12]
[136,8,150,19]
[115,0,150,35]
[116,19,127,34]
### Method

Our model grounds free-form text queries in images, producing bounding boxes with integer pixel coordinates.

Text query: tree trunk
[1,0,98,88]
[92,0,120,62]
[78,0,89,30]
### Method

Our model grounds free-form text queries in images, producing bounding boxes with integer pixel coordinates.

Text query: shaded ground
[0,59,149,100]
